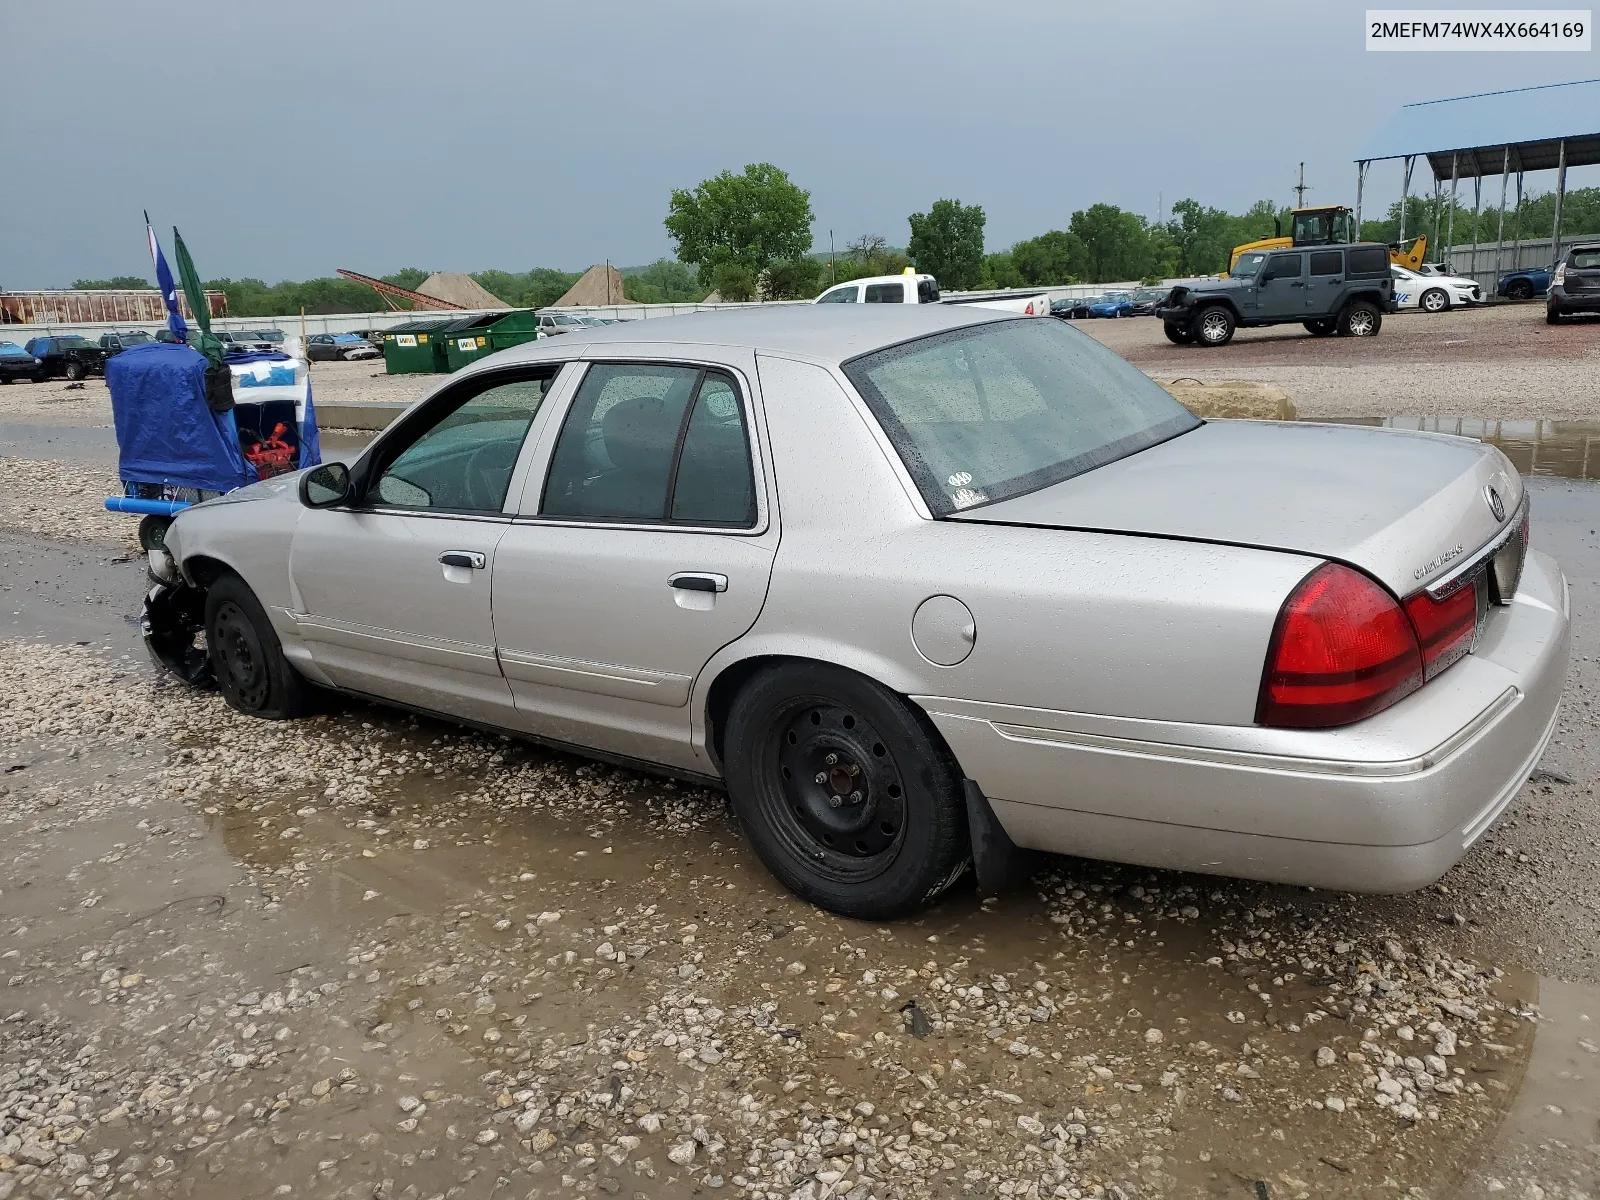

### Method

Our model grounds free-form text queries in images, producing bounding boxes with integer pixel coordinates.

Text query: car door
[287,366,563,724]
[1255,252,1305,319]
[491,356,778,772]
[1308,249,1346,313]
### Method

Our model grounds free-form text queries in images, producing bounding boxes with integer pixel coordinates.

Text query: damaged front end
[141,580,214,687]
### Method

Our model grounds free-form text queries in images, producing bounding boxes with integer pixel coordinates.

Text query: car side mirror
[299,462,351,508]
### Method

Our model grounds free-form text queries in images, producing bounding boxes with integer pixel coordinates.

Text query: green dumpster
[443,311,540,371]
[382,318,454,375]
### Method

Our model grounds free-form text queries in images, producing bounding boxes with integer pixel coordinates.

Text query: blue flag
[144,212,188,341]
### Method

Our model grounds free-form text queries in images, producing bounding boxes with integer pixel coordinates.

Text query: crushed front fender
[141,580,214,687]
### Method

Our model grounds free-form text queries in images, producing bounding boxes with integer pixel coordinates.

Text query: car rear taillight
[1554,263,1567,285]
[1403,578,1479,680]
[1256,563,1424,729]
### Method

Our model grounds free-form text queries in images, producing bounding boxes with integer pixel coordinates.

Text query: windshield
[120,331,152,344]
[1230,252,1268,278]
[55,336,95,349]
[841,318,1200,516]
[0,342,28,357]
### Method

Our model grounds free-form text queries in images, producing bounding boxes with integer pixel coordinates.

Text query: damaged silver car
[144,307,1570,918]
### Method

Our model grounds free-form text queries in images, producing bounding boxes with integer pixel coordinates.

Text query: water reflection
[1321,417,1600,481]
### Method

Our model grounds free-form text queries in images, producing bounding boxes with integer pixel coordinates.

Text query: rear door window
[864,282,905,303]
[1347,247,1390,277]
[1309,250,1344,276]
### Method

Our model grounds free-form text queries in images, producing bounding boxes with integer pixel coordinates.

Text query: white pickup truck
[813,271,1051,315]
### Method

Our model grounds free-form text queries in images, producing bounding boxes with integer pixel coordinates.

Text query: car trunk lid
[947,420,1521,596]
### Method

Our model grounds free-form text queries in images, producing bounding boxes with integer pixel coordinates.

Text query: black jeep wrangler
[1156,243,1396,347]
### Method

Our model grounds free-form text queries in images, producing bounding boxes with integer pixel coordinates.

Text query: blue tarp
[300,377,322,469]
[106,343,259,494]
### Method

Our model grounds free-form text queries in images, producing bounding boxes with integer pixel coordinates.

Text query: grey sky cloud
[1,0,1593,287]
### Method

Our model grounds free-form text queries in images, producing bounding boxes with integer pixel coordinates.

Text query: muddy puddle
[1317,417,1600,482]
[0,667,1557,1199]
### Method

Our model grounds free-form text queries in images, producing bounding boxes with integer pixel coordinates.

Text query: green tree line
[68,178,1600,314]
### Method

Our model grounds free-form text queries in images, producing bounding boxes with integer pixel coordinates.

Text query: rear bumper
[917,549,1570,893]
[1550,288,1600,313]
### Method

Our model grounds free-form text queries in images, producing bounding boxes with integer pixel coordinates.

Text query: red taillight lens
[1257,563,1424,728]
[1404,581,1478,680]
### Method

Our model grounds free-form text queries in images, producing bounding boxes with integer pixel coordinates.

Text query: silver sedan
[145,307,1570,919]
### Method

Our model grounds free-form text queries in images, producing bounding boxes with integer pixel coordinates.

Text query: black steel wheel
[724,662,969,919]
[1303,319,1337,337]
[204,572,307,719]
[1163,321,1192,344]
[137,514,172,551]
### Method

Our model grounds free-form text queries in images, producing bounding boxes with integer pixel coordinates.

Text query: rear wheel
[1506,279,1534,301]
[1340,300,1382,337]
[723,662,969,920]
[1194,305,1236,347]
[1163,321,1193,344]
[204,572,308,720]
[136,514,172,552]
[1420,288,1449,313]
[1547,306,1564,324]
[1303,319,1337,337]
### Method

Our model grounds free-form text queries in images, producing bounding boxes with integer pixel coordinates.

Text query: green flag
[172,226,222,364]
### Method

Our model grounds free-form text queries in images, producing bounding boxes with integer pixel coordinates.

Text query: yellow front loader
[1226,205,1427,272]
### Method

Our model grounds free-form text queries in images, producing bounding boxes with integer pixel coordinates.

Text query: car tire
[1420,288,1449,313]
[1340,300,1382,337]
[1303,319,1337,337]
[204,572,308,720]
[723,662,970,920]
[63,361,84,382]
[1193,305,1236,347]
[137,515,172,552]
[1547,306,1564,324]
[1163,321,1193,344]
[1506,279,1534,301]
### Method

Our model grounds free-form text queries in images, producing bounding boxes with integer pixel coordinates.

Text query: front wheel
[1194,305,1236,347]
[1304,319,1337,337]
[63,361,84,381]
[204,572,308,719]
[1163,321,1193,344]
[1420,288,1449,313]
[1340,300,1382,337]
[723,663,969,920]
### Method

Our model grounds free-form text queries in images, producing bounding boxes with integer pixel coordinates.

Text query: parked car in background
[146,306,1567,918]
[254,329,286,348]
[1128,287,1169,316]
[99,330,154,356]
[307,333,381,361]
[1497,265,1551,300]
[0,341,43,383]
[1052,296,1095,320]
[1157,244,1396,346]
[23,335,107,380]
[1089,292,1134,318]
[1547,244,1600,323]
[538,312,592,336]
[218,330,275,353]
[813,272,1051,315]
[1391,265,1481,312]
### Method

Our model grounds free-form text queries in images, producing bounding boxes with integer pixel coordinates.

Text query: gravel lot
[0,308,1597,1199]
[1082,301,1600,420]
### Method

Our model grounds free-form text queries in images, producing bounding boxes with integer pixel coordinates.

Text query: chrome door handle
[439,551,486,569]
[668,572,728,593]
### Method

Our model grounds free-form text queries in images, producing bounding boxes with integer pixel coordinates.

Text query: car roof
[490,304,1010,368]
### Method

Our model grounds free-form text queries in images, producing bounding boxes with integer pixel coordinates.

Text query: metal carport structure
[1356,79,1600,282]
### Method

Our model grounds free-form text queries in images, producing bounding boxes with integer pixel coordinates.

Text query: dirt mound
[1161,378,1296,420]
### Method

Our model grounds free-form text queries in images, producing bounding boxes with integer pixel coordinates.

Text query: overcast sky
[1,0,1594,286]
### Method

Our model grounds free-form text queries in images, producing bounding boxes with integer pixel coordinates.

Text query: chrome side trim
[289,613,501,675]
[1425,493,1527,600]
[964,686,1519,779]
[498,647,692,707]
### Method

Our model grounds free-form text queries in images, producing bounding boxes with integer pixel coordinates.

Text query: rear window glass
[917,278,940,303]
[1309,251,1343,276]
[1347,247,1390,277]
[864,282,904,303]
[842,319,1199,516]
[1571,250,1600,269]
